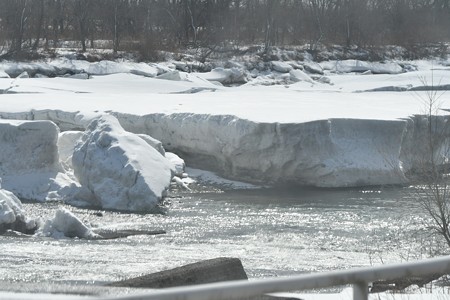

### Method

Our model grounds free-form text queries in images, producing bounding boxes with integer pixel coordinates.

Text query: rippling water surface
[0,184,435,285]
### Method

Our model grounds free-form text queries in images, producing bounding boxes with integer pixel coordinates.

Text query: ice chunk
[0,70,10,78]
[0,120,79,201]
[72,115,173,212]
[156,70,182,81]
[87,60,158,77]
[38,207,98,239]
[289,69,314,83]
[320,60,403,74]
[197,68,246,84]
[137,133,166,156]
[271,61,293,73]
[0,189,36,233]
[58,131,85,171]
[165,152,185,177]
[17,71,29,78]
[303,61,324,75]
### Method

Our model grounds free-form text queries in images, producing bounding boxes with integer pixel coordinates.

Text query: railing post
[353,281,368,300]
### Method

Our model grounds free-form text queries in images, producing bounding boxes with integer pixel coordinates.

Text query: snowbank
[72,115,173,212]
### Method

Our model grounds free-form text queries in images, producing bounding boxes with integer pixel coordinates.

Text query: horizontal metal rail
[101,256,450,300]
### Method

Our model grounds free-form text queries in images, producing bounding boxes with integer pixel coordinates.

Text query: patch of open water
[0,185,438,286]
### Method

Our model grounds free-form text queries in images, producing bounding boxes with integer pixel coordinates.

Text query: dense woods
[0,0,449,60]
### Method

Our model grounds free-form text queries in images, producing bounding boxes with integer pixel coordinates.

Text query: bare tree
[409,76,450,249]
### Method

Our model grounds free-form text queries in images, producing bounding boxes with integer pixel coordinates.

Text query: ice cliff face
[114,113,410,187]
[1,109,449,188]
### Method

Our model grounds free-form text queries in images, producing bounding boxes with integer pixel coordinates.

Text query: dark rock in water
[108,257,248,288]
[92,228,166,239]
[0,220,37,235]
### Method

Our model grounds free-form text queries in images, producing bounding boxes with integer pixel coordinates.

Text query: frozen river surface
[0,182,430,285]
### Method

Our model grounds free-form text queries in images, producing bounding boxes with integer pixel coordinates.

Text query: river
[0,180,438,286]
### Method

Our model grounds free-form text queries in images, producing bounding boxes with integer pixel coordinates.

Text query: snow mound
[38,207,98,239]
[72,115,173,212]
[320,60,404,74]
[0,188,36,233]
[0,120,80,201]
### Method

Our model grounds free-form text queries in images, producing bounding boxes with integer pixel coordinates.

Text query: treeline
[0,0,449,60]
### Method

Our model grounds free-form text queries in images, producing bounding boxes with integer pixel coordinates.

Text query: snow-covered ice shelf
[0,61,450,194]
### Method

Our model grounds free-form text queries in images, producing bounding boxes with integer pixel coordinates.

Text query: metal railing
[101,256,450,300]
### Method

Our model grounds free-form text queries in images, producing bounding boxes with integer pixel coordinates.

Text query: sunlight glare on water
[0,185,433,284]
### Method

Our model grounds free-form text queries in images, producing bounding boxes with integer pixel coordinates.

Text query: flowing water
[0,182,438,286]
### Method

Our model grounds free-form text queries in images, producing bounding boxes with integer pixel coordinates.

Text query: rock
[92,228,166,239]
[72,115,173,212]
[109,257,248,288]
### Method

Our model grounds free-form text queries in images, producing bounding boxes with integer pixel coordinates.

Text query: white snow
[72,115,173,212]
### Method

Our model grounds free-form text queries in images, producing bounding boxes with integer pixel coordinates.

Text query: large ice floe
[72,115,173,212]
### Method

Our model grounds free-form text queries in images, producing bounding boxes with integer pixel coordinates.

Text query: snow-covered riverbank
[1,59,450,195]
